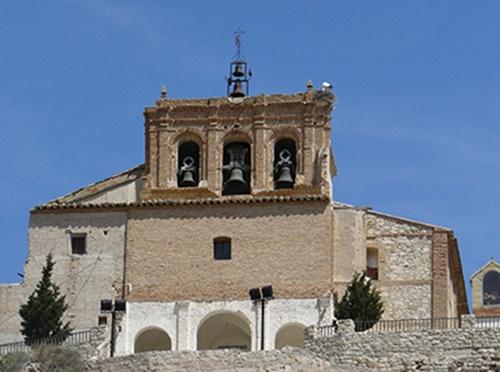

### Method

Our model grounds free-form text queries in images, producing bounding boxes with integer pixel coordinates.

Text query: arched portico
[134,327,172,353]
[197,311,251,351]
[274,323,306,349]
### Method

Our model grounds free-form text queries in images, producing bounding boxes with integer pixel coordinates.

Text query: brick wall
[125,201,334,302]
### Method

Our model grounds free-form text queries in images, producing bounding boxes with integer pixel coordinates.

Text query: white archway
[134,327,172,353]
[197,311,251,351]
[274,323,306,349]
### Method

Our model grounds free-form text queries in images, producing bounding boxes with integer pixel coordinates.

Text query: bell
[227,167,246,186]
[232,63,245,77]
[230,80,245,97]
[180,170,196,187]
[276,165,294,189]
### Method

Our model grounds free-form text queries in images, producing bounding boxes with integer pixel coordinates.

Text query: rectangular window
[367,247,379,280]
[71,234,87,255]
[214,238,231,260]
[98,315,108,326]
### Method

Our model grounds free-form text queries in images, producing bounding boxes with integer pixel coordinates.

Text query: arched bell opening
[177,141,200,187]
[222,142,251,195]
[196,311,251,351]
[483,271,500,305]
[274,138,296,189]
[274,323,306,349]
[134,327,172,353]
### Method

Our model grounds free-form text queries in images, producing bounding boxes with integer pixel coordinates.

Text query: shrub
[335,271,384,331]
[32,346,84,372]
[0,352,30,372]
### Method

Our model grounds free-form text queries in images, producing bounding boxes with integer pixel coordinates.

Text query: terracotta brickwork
[0,90,470,345]
[125,201,334,302]
[140,92,336,200]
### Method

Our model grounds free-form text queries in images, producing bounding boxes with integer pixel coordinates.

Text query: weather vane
[233,27,245,61]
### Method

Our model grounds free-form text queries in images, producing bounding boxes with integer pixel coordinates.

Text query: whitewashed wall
[115,297,333,354]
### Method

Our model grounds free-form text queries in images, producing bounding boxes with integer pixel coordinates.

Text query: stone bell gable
[140,91,337,201]
[471,259,500,316]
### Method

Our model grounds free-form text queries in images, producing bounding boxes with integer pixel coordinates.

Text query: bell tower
[139,38,336,201]
[226,28,251,98]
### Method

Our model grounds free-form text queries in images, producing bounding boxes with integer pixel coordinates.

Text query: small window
[367,248,378,280]
[214,238,231,260]
[71,234,87,255]
[98,315,108,326]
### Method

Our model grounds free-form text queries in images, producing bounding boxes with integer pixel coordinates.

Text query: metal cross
[234,27,245,59]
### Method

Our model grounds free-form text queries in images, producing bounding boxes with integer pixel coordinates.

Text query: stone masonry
[0,88,468,348]
[305,316,500,371]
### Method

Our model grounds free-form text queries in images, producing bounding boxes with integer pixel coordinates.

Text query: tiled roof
[33,194,330,212]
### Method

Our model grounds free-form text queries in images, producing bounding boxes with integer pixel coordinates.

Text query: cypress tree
[19,254,72,344]
[335,271,384,331]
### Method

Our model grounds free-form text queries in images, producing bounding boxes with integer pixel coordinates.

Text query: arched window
[483,271,500,305]
[274,138,296,189]
[177,141,200,187]
[222,142,251,195]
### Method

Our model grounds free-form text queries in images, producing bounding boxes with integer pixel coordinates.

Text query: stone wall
[125,201,334,302]
[305,316,500,371]
[115,298,333,354]
[0,211,127,343]
[86,348,346,372]
[0,284,25,344]
[333,206,435,319]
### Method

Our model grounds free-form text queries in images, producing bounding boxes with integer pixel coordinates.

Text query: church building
[0,47,468,354]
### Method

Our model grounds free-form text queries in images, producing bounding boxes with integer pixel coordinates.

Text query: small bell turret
[226,29,251,98]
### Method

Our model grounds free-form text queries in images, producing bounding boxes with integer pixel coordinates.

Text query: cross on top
[234,27,245,60]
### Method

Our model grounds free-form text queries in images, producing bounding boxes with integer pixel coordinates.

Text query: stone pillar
[317,296,334,326]
[304,325,318,349]
[337,319,355,334]
[175,301,191,351]
[207,128,222,194]
[461,314,476,329]
[253,121,267,192]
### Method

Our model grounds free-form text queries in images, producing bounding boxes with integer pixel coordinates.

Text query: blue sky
[0,1,499,305]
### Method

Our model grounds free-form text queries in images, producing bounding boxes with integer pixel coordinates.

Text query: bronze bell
[179,156,197,187]
[227,167,246,186]
[232,63,245,77]
[180,170,196,187]
[230,80,245,97]
[276,165,294,188]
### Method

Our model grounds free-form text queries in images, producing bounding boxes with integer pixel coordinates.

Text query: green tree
[19,254,72,344]
[334,271,384,331]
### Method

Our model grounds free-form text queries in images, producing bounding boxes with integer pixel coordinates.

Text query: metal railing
[0,329,92,355]
[317,325,336,338]
[355,317,461,333]
[476,316,500,328]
